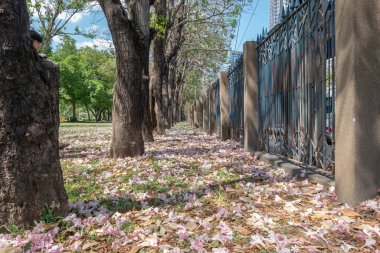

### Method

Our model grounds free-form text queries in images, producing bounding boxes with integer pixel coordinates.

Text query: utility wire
[237,0,260,50]
[233,0,245,52]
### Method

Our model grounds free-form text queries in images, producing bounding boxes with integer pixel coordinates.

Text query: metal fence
[257,0,335,170]
[227,54,244,141]
[213,79,221,136]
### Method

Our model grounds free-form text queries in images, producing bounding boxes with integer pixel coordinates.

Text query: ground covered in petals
[1,123,379,253]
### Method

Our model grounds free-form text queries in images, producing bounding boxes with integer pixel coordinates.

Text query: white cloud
[52,36,62,44]
[57,11,88,23]
[84,25,99,33]
[77,38,114,50]
[71,12,87,23]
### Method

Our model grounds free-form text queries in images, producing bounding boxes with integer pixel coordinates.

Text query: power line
[237,0,261,50]
[233,7,243,52]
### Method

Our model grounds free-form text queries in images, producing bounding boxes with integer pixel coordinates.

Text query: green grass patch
[130,179,168,194]
[65,180,102,202]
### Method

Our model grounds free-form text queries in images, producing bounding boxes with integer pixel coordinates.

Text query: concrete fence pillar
[197,98,203,129]
[243,41,260,152]
[220,72,230,141]
[203,95,209,134]
[209,83,216,135]
[335,0,380,206]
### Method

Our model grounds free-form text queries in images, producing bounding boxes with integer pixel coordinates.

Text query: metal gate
[227,55,244,141]
[257,0,335,170]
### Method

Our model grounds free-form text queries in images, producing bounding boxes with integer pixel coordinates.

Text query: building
[270,0,290,29]
[228,50,243,65]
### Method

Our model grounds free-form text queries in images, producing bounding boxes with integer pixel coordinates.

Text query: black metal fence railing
[213,79,221,137]
[257,0,335,170]
[227,54,244,141]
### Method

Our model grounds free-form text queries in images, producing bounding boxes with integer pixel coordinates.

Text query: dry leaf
[312,214,333,220]
[82,241,98,250]
[0,247,22,253]
[129,246,142,253]
[159,225,166,235]
[43,223,59,230]
[138,215,152,221]
[340,208,361,217]
[165,222,178,230]
[341,216,355,223]
[235,226,251,235]
[185,221,197,231]
[143,219,154,226]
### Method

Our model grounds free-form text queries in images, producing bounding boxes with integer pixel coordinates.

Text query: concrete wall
[335,0,380,206]
[243,41,260,152]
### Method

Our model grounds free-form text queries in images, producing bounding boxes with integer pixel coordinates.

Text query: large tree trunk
[151,0,168,135]
[128,0,154,142]
[98,0,147,157]
[142,49,154,142]
[167,59,177,127]
[0,0,68,226]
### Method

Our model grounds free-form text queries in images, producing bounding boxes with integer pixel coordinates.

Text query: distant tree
[59,53,89,121]
[150,0,248,129]
[53,35,78,60]
[0,0,67,225]
[78,47,114,122]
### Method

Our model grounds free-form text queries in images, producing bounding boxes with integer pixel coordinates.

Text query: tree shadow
[60,147,109,159]
[70,165,305,215]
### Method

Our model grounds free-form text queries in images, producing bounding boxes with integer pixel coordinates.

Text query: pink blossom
[100,225,125,236]
[212,247,229,253]
[69,232,82,241]
[176,226,190,240]
[70,241,82,252]
[215,208,229,220]
[218,221,233,238]
[115,217,130,228]
[47,245,63,253]
[190,238,206,253]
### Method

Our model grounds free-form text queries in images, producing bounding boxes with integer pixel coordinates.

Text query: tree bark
[0,0,68,226]
[128,0,154,142]
[85,105,91,121]
[71,101,77,121]
[98,0,147,157]
[151,0,168,135]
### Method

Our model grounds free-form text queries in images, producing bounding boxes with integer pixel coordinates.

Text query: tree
[150,0,169,134]
[54,34,78,60]
[78,47,114,122]
[27,0,96,54]
[97,0,151,157]
[0,0,67,225]
[150,0,245,129]
[60,53,89,121]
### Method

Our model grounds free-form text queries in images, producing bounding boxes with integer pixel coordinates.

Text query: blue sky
[32,0,269,52]
[230,0,270,52]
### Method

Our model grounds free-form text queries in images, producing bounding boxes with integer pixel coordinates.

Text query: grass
[65,179,102,202]
[130,179,168,194]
